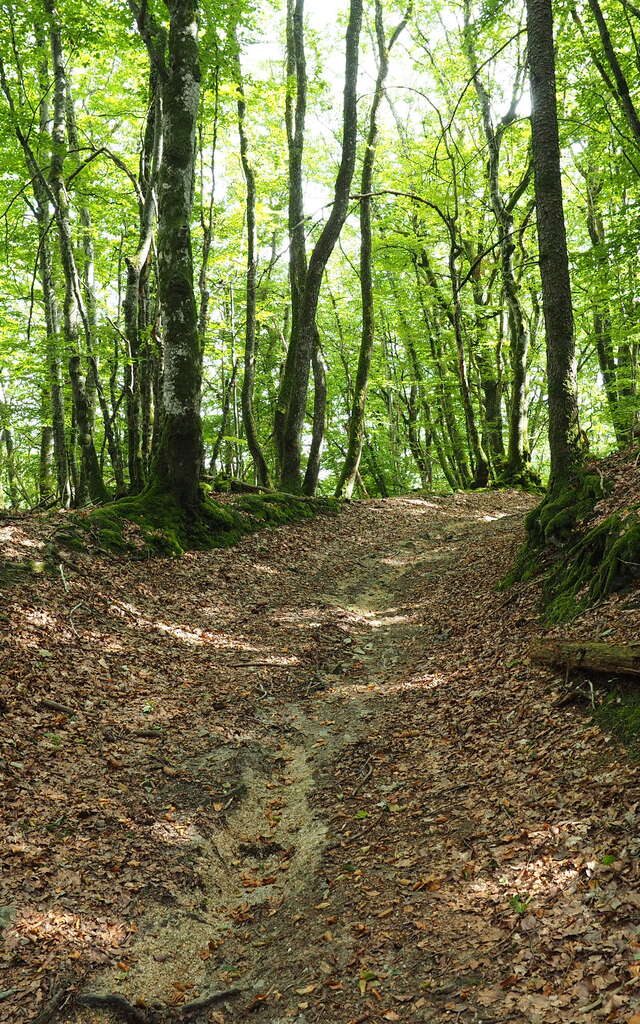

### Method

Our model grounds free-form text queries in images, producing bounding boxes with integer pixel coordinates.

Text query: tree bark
[123,79,162,493]
[234,38,271,487]
[336,0,409,498]
[302,329,326,495]
[526,0,581,485]
[277,0,363,493]
[131,0,203,509]
[44,0,109,504]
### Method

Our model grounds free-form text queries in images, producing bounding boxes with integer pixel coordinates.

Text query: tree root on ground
[33,987,246,1023]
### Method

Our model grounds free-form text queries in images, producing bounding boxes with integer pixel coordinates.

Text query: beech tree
[526,0,581,485]
[129,0,203,509]
[0,0,638,510]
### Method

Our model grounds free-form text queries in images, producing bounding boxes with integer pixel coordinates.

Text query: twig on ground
[40,698,76,715]
[351,760,373,797]
[58,563,69,592]
[30,987,72,1024]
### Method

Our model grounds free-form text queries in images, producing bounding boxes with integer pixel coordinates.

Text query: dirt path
[2,493,640,1024]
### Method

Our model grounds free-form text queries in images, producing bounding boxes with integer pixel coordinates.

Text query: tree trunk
[302,329,326,495]
[526,0,581,484]
[132,0,203,509]
[336,0,408,498]
[234,39,271,487]
[277,0,363,492]
[39,425,55,502]
[44,0,109,503]
[123,81,162,493]
[463,6,530,480]
[274,0,308,481]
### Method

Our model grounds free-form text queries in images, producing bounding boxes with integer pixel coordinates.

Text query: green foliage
[0,0,636,508]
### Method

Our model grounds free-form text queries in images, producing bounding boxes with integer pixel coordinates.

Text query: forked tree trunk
[277,0,363,493]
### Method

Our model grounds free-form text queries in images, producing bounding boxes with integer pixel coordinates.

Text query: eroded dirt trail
[2,494,640,1024]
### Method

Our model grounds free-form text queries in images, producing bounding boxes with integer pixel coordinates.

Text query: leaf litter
[1,490,639,1023]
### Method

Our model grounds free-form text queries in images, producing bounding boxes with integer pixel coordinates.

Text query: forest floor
[2,490,640,1024]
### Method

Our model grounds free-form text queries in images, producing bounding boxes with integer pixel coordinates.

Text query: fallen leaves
[1,491,640,1023]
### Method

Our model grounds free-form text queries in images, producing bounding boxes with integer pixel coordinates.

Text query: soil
[2,491,640,1024]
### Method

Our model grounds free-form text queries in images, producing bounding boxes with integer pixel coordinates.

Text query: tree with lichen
[128,0,203,510]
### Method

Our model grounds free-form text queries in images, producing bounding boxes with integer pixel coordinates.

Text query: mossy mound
[544,511,640,622]
[53,483,341,558]
[503,451,640,621]
[491,466,544,494]
[503,470,608,588]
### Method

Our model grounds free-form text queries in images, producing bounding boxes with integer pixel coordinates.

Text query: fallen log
[530,640,640,678]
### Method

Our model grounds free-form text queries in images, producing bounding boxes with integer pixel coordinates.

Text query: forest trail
[2,492,640,1024]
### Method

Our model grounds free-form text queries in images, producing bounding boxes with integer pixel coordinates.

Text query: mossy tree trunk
[526,0,581,486]
[130,0,202,510]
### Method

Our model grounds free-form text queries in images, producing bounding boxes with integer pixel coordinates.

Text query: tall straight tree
[463,4,533,482]
[129,0,202,509]
[526,0,581,484]
[336,0,409,498]
[275,0,363,494]
[233,32,271,487]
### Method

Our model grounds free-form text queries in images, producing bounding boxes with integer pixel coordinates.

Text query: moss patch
[53,484,341,558]
[502,470,609,589]
[491,466,544,494]
[593,683,640,759]
[544,511,640,622]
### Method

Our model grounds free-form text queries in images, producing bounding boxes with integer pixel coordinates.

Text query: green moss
[491,467,544,494]
[502,470,609,590]
[594,686,640,758]
[0,556,47,590]
[53,484,341,558]
[543,511,640,620]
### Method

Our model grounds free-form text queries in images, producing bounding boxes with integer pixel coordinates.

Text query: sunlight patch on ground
[21,609,57,627]
[150,819,203,847]
[327,671,445,700]
[9,907,129,953]
[0,525,45,553]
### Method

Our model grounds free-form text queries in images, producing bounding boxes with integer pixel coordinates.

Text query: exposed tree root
[76,987,243,1022]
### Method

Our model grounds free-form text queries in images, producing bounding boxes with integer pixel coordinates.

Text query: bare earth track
[2,492,640,1024]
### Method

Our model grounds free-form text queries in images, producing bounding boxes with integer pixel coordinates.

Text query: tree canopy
[0,0,637,508]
